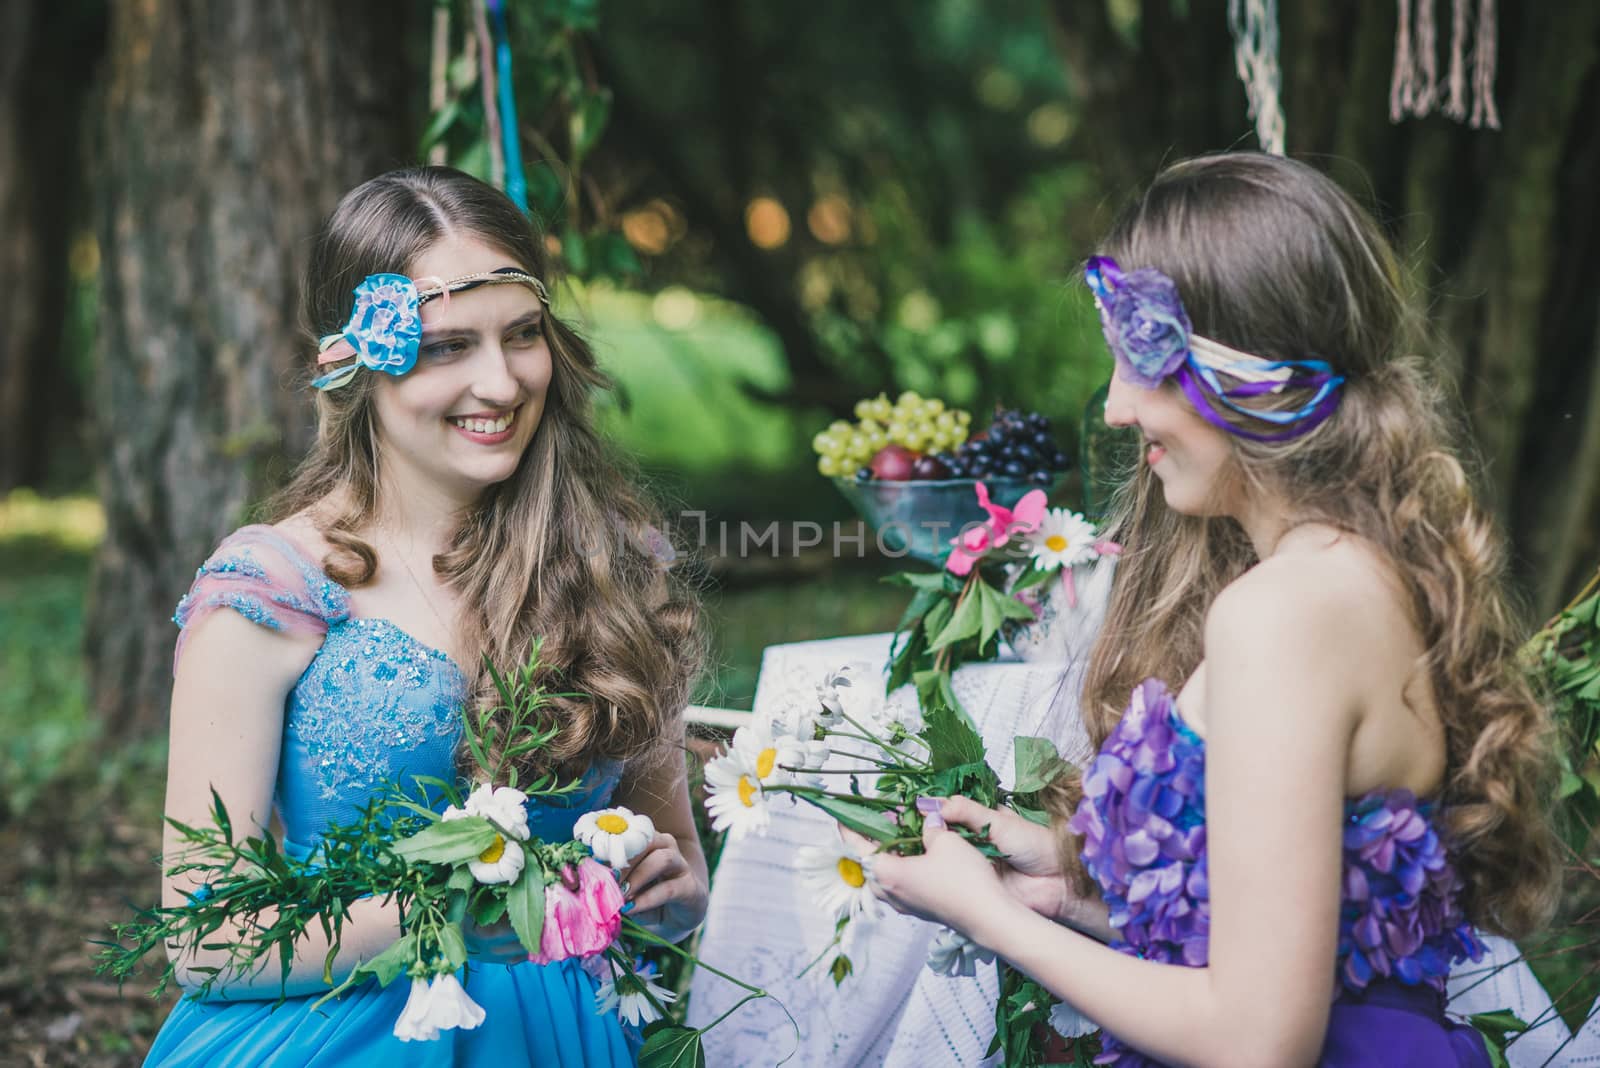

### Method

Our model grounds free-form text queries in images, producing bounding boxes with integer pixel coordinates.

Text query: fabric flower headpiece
[311,267,551,392]
[1085,255,1344,442]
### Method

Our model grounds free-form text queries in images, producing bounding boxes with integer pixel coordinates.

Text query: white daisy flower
[816,665,855,726]
[797,832,878,924]
[443,781,531,841]
[703,751,772,841]
[729,720,806,789]
[771,700,823,742]
[1027,508,1100,572]
[393,971,486,1041]
[864,695,924,738]
[925,927,995,978]
[574,806,657,869]
[465,830,525,885]
[594,971,678,1027]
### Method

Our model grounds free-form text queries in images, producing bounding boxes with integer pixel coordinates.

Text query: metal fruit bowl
[832,476,1042,563]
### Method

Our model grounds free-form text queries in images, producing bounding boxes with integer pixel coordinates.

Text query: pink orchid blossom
[529,858,624,964]
[944,482,1050,576]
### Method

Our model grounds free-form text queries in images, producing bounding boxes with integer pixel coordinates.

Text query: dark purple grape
[1002,460,1027,478]
[969,457,993,476]
[1051,449,1071,471]
[1015,443,1039,465]
[912,455,951,480]
[1032,432,1055,452]
[963,440,989,457]
[1029,470,1054,486]
[856,466,875,481]
[999,443,1018,461]
[1027,412,1050,431]
[946,458,970,478]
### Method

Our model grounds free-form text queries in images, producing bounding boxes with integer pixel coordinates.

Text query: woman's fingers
[615,832,674,887]
[934,794,1001,831]
[620,838,686,900]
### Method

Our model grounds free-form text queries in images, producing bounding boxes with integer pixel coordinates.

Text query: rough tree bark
[87,1,418,738]
[0,1,104,492]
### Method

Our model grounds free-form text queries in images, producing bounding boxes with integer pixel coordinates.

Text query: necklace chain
[381,529,456,646]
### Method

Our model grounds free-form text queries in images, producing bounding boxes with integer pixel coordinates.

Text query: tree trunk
[0,1,104,492]
[86,0,418,738]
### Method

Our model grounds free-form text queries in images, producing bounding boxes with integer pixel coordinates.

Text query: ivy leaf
[506,868,547,954]
[1013,736,1069,794]
[639,1024,707,1068]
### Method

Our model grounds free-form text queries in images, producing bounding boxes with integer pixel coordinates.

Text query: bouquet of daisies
[700,481,1114,1063]
[97,642,773,1063]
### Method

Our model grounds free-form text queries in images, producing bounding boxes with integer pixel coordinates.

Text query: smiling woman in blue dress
[144,167,706,1066]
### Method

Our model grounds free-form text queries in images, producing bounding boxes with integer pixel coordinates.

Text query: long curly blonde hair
[265,166,705,777]
[1046,153,1560,938]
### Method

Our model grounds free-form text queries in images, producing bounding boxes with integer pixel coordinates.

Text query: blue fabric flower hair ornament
[1085,255,1345,442]
[311,267,550,392]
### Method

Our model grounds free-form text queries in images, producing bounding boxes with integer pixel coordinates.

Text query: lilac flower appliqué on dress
[1068,678,1489,1067]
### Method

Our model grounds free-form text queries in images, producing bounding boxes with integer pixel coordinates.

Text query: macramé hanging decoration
[1228,0,1287,156]
[1390,0,1501,128]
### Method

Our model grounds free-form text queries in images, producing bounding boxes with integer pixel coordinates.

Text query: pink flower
[529,858,623,964]
[944,482,1050,575]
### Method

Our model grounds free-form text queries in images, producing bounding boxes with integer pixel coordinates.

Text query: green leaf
[1009,563,1055,594]
[506,868,547,953]
[921,597,955,644]
[884,571,956,593]
[438,923,468,970]
[928,587,983,651]
[360,933,415,988]
[391,818,498,865]
[917,670,986,770]
[447,867,475,893]
[795,792,900,842]
[419,97,462,154]
[1013,736,1068,793]
[829,954,853,985]
[638,1024,706,1068]
[569,89,613,161]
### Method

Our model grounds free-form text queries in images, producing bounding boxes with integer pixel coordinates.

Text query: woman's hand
[616,832,708,943]
[934,796,1074,924]
[856,810,1010,933]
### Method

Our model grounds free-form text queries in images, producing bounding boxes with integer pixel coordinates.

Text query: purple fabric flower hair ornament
[1085,254,1346,442]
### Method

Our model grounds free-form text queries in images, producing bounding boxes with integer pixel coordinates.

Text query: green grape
[925,397,945,415]
[829,419,852,436]
[897,390,923,408]
[818,455,842,477]
[887,421,908,443]
[847,432,868,457]
[954,409,972,426]
[853,399,874,421]
[934,410,956,431]
[811,431,835,456]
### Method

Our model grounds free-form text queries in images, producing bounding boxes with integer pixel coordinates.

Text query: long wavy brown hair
[264,166,705,777]
[1045,153,1560,938]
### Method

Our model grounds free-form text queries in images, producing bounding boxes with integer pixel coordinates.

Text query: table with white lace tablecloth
[686,632,1599,1067]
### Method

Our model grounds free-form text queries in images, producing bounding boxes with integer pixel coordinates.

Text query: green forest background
[2,0,1598,1061]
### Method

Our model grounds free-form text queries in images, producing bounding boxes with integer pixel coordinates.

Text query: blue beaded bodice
[175,525,620,861]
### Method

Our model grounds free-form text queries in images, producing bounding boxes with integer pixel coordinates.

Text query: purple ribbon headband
[1084,255,1344,442]
[311,267,550,392]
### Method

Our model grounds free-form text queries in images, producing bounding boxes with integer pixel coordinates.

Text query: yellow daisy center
[479,834,506,864]
[737,775,758,807]
[756,746,778,779]
[836,857,866,888]
[595,813,629,834]
[1045,534,1068,552]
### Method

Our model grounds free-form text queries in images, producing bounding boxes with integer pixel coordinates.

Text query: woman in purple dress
[863,153,1560,1066]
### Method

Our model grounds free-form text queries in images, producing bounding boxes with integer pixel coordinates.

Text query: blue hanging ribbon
[487,0,528,211]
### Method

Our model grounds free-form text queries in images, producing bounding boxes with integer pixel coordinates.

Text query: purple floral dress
[1068,678,1490,1066]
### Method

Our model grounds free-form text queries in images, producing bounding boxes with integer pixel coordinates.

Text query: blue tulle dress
[1069,678,1490,1067]
[144,525,635,1067]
